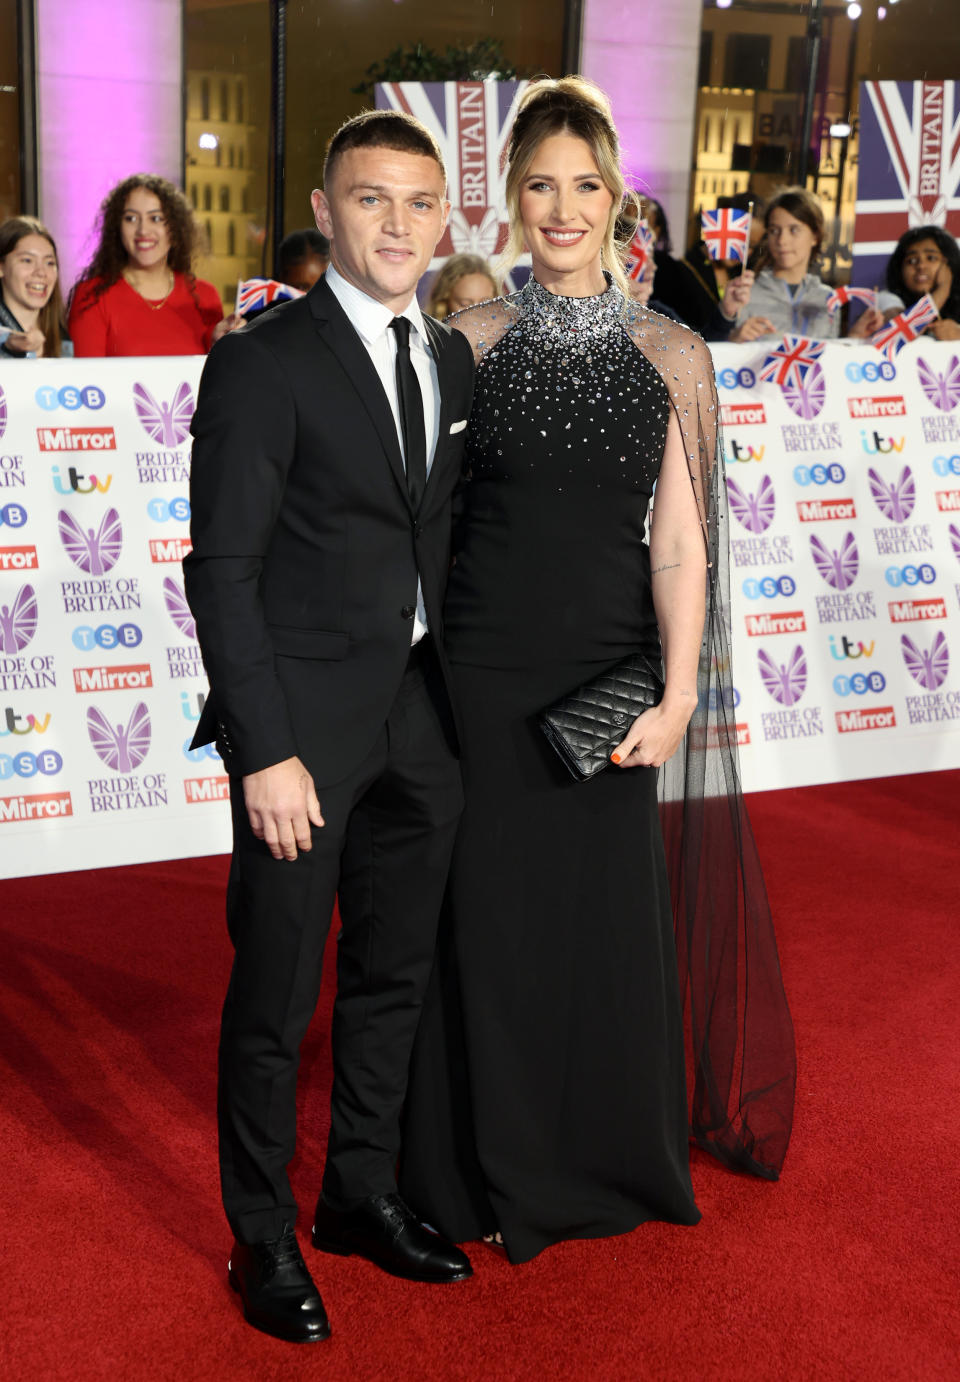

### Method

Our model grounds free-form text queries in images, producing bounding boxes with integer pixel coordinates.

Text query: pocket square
[449,419,467,434]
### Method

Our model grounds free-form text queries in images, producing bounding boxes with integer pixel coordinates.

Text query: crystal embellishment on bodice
[516,273,627,352]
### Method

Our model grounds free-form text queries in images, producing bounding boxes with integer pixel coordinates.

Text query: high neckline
[520,270,623,323]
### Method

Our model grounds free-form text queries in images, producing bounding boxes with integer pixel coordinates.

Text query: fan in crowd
[275,228,330,293]
[733,187,882,341]
[426,252,498,319]
[640,195,762,342]
[881,226,960,340]
[68,174,239,355]
[0,216,72,358]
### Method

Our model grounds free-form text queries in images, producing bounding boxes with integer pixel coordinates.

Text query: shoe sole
[228,1269,332,1343]
[310,1230,472,1284]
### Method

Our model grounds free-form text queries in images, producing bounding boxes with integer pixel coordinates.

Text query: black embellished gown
[398,276,703,1263]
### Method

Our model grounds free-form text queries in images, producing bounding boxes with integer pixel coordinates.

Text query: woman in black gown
[400,78,796,1265]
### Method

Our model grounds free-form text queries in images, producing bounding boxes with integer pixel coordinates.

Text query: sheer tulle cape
[452,288,797,1179]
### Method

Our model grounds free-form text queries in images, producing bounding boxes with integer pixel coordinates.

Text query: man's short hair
[323,110,447,191]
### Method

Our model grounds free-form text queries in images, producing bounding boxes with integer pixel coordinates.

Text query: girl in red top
[69,174,237,356]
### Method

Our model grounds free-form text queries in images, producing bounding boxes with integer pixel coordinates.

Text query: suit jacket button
[401,605,415,619]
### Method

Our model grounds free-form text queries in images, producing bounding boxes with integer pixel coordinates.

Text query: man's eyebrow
[347,183,439,198]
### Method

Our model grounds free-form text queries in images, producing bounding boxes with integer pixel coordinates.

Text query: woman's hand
[931,261,954,313]
[610,698,695,770]
[211,312,244,344]
[728,315,776,343]
[929,316,960,340]
[847,306,884,338]
[719,268,755,320]
[6,326,45,356]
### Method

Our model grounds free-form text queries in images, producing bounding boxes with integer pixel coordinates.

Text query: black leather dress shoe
[312,1192,472,1283]
[228,1228,331,1343]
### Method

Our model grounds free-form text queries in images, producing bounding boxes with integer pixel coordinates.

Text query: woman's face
[765,206,818,278]
[120,187,172,271]
[0,233,58,315]
[901,237,948,295]
[518,134,614,288]
[448,272,496,313]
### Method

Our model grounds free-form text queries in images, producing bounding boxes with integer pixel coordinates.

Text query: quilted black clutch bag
[539,651,664,781]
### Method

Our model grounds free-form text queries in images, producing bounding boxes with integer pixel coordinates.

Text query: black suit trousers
[218,643,463,1244]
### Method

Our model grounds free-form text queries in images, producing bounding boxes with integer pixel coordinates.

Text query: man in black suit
[184,110,475,1344]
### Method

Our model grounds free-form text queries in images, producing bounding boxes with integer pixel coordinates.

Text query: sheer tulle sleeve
[624,303,797,1179]
[448,295,520,365]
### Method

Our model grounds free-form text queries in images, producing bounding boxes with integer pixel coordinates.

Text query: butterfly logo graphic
[758,645,807,706]
[917,356,960,412]
[900,632,949,691]
[810,531,859,590]
[868,465,915,523]
[782,361,826,420]
[58,507,122,574]
[0,582,37,653]
[447,207,501,259]
[86,701,151,772]
[133,381,195,447]
[162,576,196,640]
[949,523,960,562]
[0,383,7,442]
[727,474,776,533]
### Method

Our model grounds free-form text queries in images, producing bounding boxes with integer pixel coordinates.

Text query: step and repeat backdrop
[2,344,959,876]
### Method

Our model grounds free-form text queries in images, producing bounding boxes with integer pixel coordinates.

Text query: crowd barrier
[2,343,959,878]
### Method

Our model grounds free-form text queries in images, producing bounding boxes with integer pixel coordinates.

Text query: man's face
[312,145,449,313]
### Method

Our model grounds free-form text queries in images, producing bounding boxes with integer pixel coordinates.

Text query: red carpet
[2,771,958,1381]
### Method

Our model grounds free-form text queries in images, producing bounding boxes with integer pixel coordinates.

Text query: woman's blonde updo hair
[500,76,640,298]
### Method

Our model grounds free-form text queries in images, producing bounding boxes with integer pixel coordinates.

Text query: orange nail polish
[610,753,621,764]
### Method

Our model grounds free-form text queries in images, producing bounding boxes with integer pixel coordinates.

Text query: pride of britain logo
[758,644,807,706]
[868,466,915,523]
[727,475,775,532]
[133,382,195,447]
[901,631,949,690]
[917,356,960,412]
[86,701,151,772]
[163,576,196,640]
[58,508,122,574]
[0,583,37,653]
[810,532,859,590]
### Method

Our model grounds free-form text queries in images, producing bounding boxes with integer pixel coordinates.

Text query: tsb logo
[71,623,143,651]
[35,385,106,412]
[793,463,846,487]
[0,502,27,527]
[147,496,191,522]
[717,366,758,391]
[932,455,960,476]
[884,564,936,587]
[0,749,63,778]
[833,671,887,696]
[742,575,797,600]
[844,360,897,384]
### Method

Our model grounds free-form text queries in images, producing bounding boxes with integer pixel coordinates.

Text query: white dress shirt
[325,262,440,642]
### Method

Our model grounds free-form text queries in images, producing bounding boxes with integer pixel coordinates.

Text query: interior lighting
[877,4,886,14]
[830,122,852,138]
[716,0,733,8]
[847,2,862,15]
[198,132,219,150]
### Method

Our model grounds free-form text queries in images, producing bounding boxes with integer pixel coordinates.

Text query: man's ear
[438,198,451,236]
[311,189,332,239]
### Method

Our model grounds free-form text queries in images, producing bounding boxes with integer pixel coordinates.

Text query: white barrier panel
[712,340,960,793]
[3,344,960,877]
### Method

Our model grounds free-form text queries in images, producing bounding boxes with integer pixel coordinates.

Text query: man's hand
[242,755,324,860]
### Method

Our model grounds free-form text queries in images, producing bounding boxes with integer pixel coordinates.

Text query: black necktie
[389,316,427,510]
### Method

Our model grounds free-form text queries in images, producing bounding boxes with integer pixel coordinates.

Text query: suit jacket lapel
[422,315,452,509]
[308,278,411,512]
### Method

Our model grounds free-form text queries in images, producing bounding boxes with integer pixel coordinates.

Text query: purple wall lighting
[36,0,183,291]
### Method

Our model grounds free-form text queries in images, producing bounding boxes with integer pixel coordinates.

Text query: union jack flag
[870,293,940,361]
[376,80,529,273]
[757,335,826,389]
[826,285,878,314]
[701,207,751,263]
[236,278,305,315]
[625,220,655,281]
[852,80,960,289]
